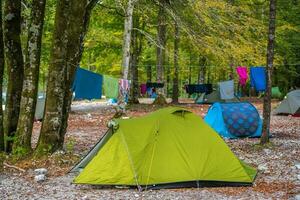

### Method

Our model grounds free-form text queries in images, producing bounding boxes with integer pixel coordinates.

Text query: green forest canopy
[19,0,299,94]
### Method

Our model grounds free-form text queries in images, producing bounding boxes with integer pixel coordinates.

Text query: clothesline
[90,63,300,69]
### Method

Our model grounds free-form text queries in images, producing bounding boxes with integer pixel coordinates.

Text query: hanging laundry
[185,84,213,95]
[103,75,119,99]
[73,67,103,100]
[236,66,248,86]
[119,79,130,103]
[140,84,147,95]
[218,80,234,100]
[250,67,266,92]
[146,82,164,88]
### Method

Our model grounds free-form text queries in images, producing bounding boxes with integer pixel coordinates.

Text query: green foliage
[65,138,76,153]
[17,0,298,95]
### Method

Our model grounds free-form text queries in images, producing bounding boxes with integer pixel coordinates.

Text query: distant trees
[172,20,179,103]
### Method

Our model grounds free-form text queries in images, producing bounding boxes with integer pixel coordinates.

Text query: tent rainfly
[71,107,256,189]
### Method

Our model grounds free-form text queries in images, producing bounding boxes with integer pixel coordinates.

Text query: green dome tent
[72,107,256,189]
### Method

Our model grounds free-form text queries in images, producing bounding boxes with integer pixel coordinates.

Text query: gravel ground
[0,101,300,200]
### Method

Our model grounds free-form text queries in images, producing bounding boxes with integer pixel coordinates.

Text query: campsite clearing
[0,100,299,199]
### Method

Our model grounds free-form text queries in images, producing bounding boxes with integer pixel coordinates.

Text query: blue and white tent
[204,102,262,138]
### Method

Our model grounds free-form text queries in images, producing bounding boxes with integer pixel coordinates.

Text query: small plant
[65,138,76,153]
[0,152,5,172]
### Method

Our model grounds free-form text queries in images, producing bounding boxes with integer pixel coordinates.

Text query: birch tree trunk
[3,0,24,152]
[261,0,277,145]
[156,0,167,87]
[121,0,135,80]
[172,21,179,103]
[0,0,5,151]
[14,0,46,155]
[35,0,71,154]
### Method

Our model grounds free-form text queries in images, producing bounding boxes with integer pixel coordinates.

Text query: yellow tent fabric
[74,107,256,187]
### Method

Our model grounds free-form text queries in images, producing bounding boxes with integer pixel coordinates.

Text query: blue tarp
[204,102,262,138]
[73,67,103,100]
[250,67,266,92]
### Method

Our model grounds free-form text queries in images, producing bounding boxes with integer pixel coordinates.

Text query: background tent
[273,90,300,116]
[196,89,239,104]
[73,67,103,100]
[35,97,45,120]
[72,107,256,189]
[250,67,266,92]
[204,102,262,138]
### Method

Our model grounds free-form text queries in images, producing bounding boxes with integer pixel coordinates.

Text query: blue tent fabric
[250,67,266,92]
[204,102,262,138]
[73,67,103,100]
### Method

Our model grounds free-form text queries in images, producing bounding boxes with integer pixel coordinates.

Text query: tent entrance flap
[70,129,113,173]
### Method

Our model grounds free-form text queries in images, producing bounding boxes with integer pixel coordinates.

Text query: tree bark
[121,0,134,80]
[14,0,46,155]
[156,0,167,87]
[129,15,143,104]
[35,0,71,154]
[3,0,24,152]
[172,21,179,103]
[198,56,206,84]
[166,61,170,97]
[58,0,95,149]
[146,65,152,82]
[260,0,277,145]
[0,0,5,151]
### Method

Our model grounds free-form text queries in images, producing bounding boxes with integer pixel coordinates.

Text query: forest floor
[0,99,300,200]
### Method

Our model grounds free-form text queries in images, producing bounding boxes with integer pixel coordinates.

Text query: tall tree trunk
[260,0,277,145]
[146,65,152,82]
[129,15,143,104]
[3,0,24,152]
[172,21,179,103]
[188,53,192,85]
[58,0,96,149]
[14,0,46,155]
[36,0,89,155]
[198,56,206,84]
[156,0,167,87]
[0,0,5,151]
[166,60,170,97]
[35,0,71,154]
[121,0,134,80]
